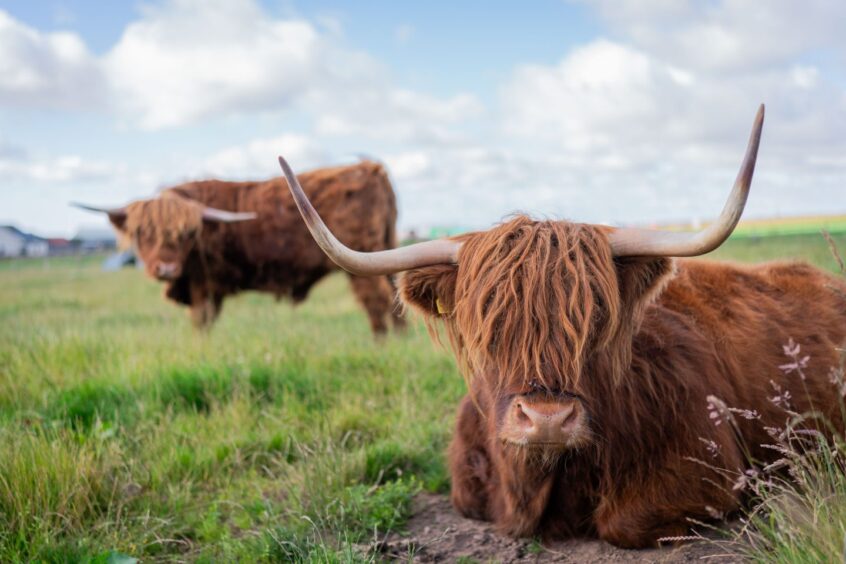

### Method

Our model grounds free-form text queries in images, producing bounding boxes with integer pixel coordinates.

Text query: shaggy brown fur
[123,195,205,244]
[109,160,405,334]
[400,215,846,548]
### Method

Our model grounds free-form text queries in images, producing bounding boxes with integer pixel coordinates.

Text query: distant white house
[0,225,49,258]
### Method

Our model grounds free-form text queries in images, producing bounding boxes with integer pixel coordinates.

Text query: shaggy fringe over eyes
[122,194,204,247]
[450,216,621,394]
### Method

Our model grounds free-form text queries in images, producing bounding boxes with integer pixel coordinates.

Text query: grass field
[1,230,845,562]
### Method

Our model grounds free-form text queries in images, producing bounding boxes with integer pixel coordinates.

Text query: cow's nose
[155,262,180,279]
[500,396,583,447]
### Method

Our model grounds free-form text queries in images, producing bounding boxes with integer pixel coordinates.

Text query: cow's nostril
[561,408,577,429]
[515,403,531,425]
[155,263,179,279]
[501,398,586,448]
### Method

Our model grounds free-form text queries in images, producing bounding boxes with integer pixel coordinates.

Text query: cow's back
[656,258,846,453]
[243,160,397,267]
[163,160,398,294]
[295,160,398,252]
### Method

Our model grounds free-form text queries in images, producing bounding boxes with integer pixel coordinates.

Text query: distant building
[0,225,49,258]
[72,227,117,253]
[47,238,74,256]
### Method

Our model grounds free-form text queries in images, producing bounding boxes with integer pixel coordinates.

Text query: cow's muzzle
[154,261,182,281]
[499,395,588,449]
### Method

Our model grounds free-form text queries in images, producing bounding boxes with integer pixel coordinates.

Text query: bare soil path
[379,494,741,563]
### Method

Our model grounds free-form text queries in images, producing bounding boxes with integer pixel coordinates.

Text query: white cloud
[0,10,104,109]
[585,0,846,73]
[791,66,819,90]
[0,146,118,183]
[101,0,479,135]
[385,151,430,180]
[502,40,691,154]
[0,1,479,140]
[198,133,330,179]
[313,89,483,144]
[104,0,348,129]
[497,20,846,225]
[2,0,846,237]
[501,37,846,160]
[407,0,846,229]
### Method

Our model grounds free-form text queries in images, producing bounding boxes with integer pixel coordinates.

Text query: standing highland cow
[75,160,405,335]
[278,106,846,547]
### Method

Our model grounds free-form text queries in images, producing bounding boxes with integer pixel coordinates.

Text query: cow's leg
[487,445,557,538]
[189,283,223,330]
[595,497,700,548]
[209,293,224,323]
[450,396,558,536]
[594,460,740,548]
[347,274,392,336]
[164,277,191,306]
[449,396,493,520]
[386,275,407,332]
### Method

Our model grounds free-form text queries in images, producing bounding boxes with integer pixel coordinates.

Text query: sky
[1,0,845,237]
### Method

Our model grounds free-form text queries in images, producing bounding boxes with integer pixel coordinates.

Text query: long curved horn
[201,207,257,223]
[70,202,128,217]
[277,156,461,276]
[609,104,765,257]
[161,190,258,223]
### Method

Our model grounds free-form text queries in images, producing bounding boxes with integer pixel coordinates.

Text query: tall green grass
[720,238,846,563]
[0,256,462,561]
[1,232,844,561]
[737,431,846,562]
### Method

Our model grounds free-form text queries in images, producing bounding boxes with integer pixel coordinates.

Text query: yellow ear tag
[435,297,449,315]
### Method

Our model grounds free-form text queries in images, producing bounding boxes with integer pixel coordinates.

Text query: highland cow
[279,106,846,547]
[74,160,405,335]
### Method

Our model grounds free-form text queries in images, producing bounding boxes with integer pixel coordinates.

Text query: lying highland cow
[278,106,846,547]
[74,160,405,334]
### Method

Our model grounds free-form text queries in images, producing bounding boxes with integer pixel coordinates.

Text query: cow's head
[398,218,679,458]
[72,194,256,281]
[279,106,764,462]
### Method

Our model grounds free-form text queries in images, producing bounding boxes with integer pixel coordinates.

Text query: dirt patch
[379,494,741,563]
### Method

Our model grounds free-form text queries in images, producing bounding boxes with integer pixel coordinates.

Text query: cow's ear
[615,257,675,312]
[599,257,675,381]
[107,213,128,233]
[399,264,460,318]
